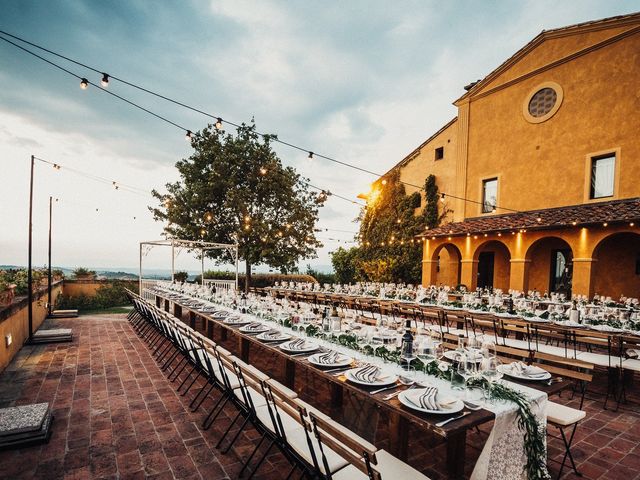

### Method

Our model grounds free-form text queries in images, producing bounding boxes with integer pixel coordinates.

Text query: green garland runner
[301,326,549,480]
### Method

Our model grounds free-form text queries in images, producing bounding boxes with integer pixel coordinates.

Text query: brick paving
[0,313,638,479]
[0,315,290,480]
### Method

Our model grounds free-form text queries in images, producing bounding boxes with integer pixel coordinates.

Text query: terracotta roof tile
[420,198,640,238]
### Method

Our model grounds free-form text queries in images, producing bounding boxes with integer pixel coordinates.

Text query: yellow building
[380,13,640,298]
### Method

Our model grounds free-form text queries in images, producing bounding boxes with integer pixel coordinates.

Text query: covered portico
[420,198,640,297]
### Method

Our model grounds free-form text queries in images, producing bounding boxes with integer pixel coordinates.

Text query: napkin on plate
[263,330,283,340]
[244,322,264,331]
[286,339,306,350]
[406,387,457,410]
[353,365,381,383]
[510,362,547,378]
[625,349,639,359]
[318,350,340,364]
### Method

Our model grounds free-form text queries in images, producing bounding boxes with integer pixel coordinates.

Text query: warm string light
[80,78,88,89]
[101,73,109,87]
[0,30,524,215]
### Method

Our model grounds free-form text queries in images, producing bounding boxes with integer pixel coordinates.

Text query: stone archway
[525,236,573,296]
[431,243,462,287]
[590,232,640,299]
[472,240,511,291]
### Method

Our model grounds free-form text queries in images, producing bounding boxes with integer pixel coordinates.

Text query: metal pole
[201,248,204,286]
[171,240,175,282]
[139,243,143,295]
[27,155,34,341]
[235,245,239,292]
[47,196,52,316]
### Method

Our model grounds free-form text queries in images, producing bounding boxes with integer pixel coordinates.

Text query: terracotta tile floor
[0,313,638,479]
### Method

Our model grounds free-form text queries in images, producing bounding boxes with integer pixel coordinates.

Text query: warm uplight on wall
[101,73,109,87]
[80,78,89,89]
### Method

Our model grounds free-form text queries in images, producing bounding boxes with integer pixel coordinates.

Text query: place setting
[497,361,551,382]
[256,329,292,343]
[307,349,354,368]
[238,321,271,334]
[278,338,319,354]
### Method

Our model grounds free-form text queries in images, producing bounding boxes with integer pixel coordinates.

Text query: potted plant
[73,267,97,281]
[174,271,189,283]
[0,275,16,307]
[52,269,65,282]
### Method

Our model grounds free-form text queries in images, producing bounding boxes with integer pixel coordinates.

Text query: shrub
[195,270,317,288]
[57,280,131,311]
[73,267,96,278]
[174,271,189,282]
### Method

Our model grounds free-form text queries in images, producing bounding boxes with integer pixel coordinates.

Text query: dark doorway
[550,249,572,296]
[477,252,495,289]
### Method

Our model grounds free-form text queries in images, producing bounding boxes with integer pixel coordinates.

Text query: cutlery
[325,365,353,373]
[370,384,399,395]
[435,411,471,427]
[546,376,563,386]
[383,384,417,400]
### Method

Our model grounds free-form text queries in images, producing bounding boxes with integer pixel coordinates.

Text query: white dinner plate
[279,341,319,353]
[497,364,551,381]
[443,350,483,362]
[307,353,353,368]
[398,388,464,415]
[238,324,270,334]
[344,368,398,387]
[256,332,292,342]
[590,324,624,333]
[224,317,251,326]
[555,320,587,328]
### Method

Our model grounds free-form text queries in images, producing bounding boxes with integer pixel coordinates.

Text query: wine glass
[480,356,503,401]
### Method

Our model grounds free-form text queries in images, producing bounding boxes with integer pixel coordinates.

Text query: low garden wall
[0,281,63,372]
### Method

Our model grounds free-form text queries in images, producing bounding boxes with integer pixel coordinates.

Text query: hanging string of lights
[34,156,152,198]
[0,29,520,214]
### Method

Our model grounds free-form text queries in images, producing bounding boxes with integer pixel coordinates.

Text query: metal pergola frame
[139,239,239,291]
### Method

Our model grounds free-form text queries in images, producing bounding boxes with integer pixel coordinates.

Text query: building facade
[379,13,640,298]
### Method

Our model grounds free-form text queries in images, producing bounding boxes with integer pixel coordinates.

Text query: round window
[523,82,563,124]
[528,88,557,117]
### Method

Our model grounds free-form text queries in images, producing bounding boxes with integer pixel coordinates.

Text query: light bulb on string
[185,130,192,141]
[381,179,387,186]
[215,118,223,130]
[259,167,267,175]
[308,152,314,160]
[80,78,89,89]
[101,73,109,87]
[440,193,446,203]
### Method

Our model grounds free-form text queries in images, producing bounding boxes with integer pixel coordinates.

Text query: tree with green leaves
[330,173,446,284]
[150,122,325,291]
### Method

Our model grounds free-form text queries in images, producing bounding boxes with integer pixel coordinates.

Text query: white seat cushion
[233,385,267,409]
[286,427,349,474]
[546,401,586,427]
[333,449,431,479]
[576,351,621,368]
[302,405,376,453]
[254,404,305,436]
[622,358,640,372]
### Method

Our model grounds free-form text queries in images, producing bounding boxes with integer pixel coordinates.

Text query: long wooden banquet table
[152,290,571,479]
[264,288,638,360]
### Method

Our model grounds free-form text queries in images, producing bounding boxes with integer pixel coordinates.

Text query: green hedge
[195,271,317,288]
[57,280,131,311]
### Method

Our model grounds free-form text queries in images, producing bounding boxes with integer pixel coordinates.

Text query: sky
[1,0,638,274]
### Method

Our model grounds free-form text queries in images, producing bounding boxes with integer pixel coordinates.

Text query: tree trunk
[245,261,251,293]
